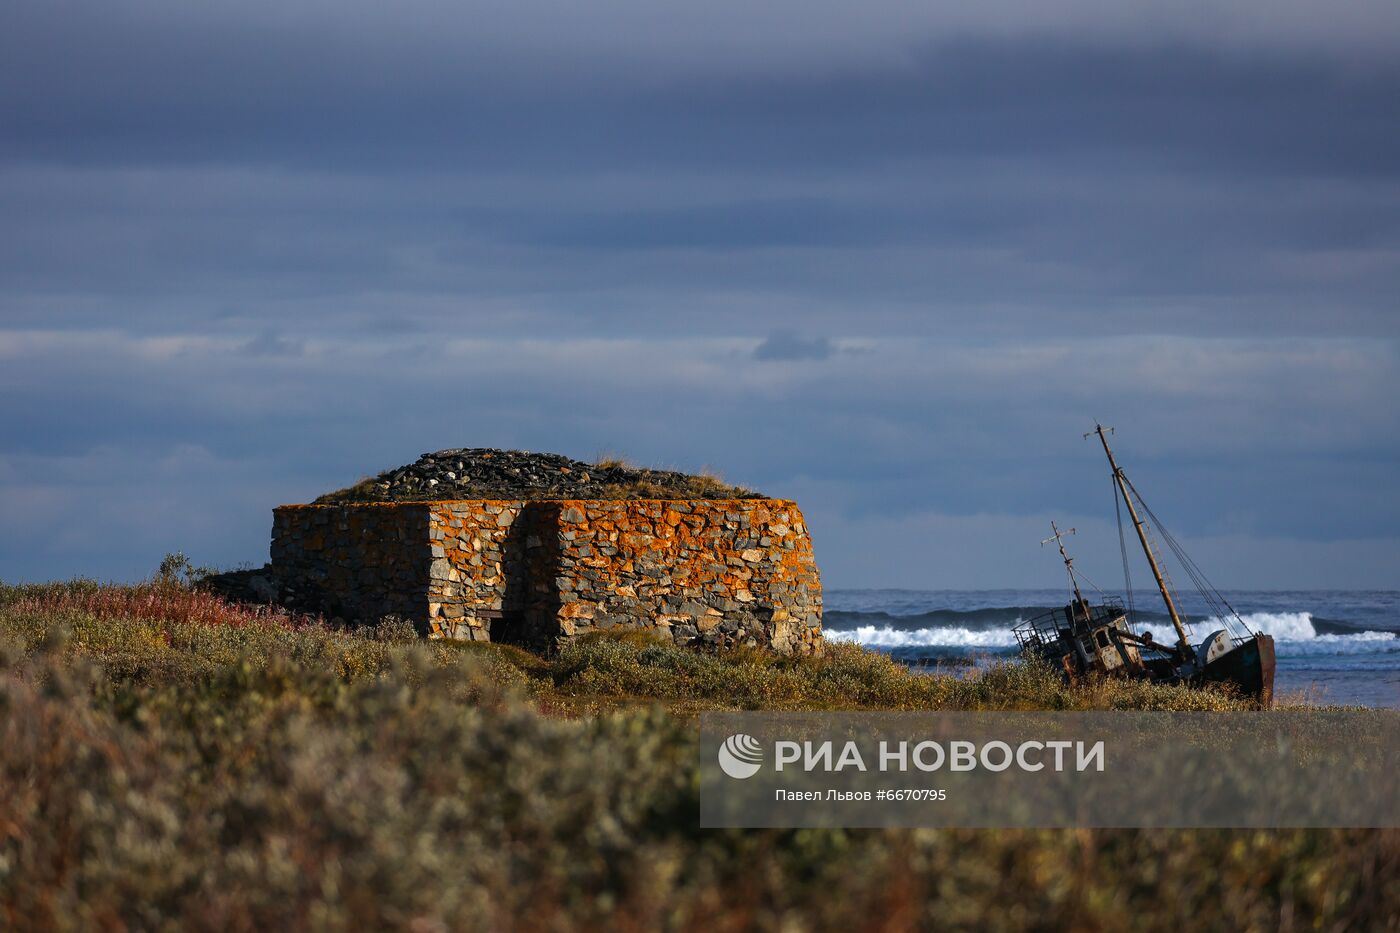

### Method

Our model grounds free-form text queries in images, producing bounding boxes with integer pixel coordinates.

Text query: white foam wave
[1206,612,1398,655]
[827,610,1398,656]
[1220,612,1317,641]
[825,625,1018,648]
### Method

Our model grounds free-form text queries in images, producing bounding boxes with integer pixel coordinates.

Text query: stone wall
[424,501,543,643]
[270,502,430,624]
[271,498,822,653]
[543,499,822,654]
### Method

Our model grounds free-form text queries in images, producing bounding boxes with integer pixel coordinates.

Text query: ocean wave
[1214,612,1399,655]
[1216,611,1317,642]
[823,608,1047,632]
[825,610,1398,656]
[826,625,1018,649]
[826,605,1190,633]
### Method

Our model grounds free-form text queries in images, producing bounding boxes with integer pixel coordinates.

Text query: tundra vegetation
[1,568,1396,931]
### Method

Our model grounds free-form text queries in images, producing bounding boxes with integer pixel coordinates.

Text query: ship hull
[1023,629,1278,707]
[1198,633,1276,706]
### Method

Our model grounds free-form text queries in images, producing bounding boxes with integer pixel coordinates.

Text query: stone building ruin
[268,450,824,653]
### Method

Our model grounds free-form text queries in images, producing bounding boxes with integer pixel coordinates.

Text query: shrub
[0,612,1396,931]
[4,581,1389,929]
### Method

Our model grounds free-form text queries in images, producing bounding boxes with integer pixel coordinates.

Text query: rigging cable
[1074,564,1111,600]
[1121,474,1255,640]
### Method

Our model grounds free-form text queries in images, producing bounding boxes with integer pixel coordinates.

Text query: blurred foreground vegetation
[1,577,1396,931]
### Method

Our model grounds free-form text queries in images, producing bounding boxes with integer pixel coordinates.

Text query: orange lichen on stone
[270,497,822,653]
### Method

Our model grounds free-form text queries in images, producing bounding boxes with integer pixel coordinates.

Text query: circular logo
[718,733,763,779]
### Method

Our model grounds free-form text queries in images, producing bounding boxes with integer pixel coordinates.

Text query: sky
[2,0,1398,589]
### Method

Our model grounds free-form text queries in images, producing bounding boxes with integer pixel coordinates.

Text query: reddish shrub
[2,580,314,631]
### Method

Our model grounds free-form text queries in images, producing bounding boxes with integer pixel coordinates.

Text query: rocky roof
[313,448,763,503]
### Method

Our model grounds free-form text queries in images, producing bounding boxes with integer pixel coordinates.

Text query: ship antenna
[1042,521,1089,621]
[1087,423,1196,661]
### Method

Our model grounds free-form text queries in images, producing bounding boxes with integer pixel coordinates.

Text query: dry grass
[312,475,383,504]
[593,467,754,501]
[0,580,1270,717]
[592,451,633,470]
[2,578,1395,930]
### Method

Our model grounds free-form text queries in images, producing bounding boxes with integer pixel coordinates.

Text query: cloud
[1,328,1396,584]
[2,159,1397,342]
[753,331,834,361]
[795,499,1400,591]
[5,0,1400,104]
[239,330,306,358]
[2,2,1397,586]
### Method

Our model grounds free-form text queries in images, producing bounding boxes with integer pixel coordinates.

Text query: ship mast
[1042,522,1089,624]
[1089,424,1196,661]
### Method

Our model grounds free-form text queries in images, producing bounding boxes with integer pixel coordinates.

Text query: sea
[824,589,1400,709]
